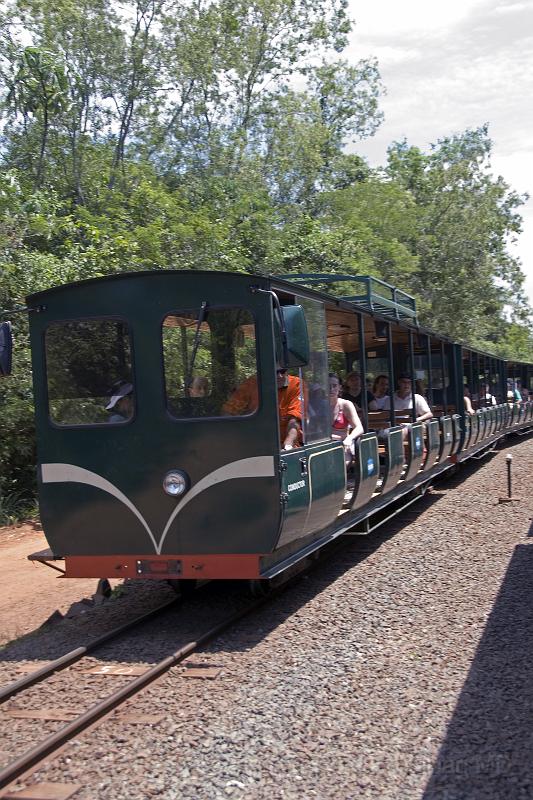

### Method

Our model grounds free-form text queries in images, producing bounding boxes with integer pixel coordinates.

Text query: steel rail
[0,596,180,704]
[0,595,267,791]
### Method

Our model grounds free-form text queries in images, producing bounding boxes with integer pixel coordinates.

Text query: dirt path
[0,523,114,647]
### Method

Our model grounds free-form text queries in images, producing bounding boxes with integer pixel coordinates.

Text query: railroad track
[0,596,180,705]
[0,586,276,796]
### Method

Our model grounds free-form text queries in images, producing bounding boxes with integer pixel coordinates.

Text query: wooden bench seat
[367,411,413,430]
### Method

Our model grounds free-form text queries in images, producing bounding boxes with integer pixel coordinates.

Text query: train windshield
[162,307,258,418]
[45,318,133,426]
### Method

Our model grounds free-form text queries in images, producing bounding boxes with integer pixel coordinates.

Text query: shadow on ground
[422,540,533,800]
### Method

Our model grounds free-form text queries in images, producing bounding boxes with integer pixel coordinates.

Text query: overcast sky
[346,0,533,304]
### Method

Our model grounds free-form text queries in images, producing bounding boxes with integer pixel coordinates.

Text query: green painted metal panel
[469,412,480,445]
[350,433,379,510]
[379,427,405,495]
[449,414,462,456]
[476,409,487,440]
[462,415,472,451]
[276,440,345,547]
[504,405,511,427]
[403,423,424,482]
[438,416,454,461]
[277,449,311,547]
[423,420,440,469]
[303,441,346,534]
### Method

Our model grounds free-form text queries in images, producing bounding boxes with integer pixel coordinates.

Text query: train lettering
[287,480,306,492]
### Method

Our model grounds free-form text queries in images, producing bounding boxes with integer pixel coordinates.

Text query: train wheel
[167,579,197,598]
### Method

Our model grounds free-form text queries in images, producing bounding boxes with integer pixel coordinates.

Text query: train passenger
[329,373,364,465]
[106,381,133,423]
[480,383,496,406]
[188,376,209,397]
[381,374,433,423]
[507,380,521,402]
[342,371,374,411]
[369,374,389,410]
[463,386,475,415]
[222,368,303,450]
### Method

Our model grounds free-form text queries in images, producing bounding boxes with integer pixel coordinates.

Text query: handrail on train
[281,273,418,324]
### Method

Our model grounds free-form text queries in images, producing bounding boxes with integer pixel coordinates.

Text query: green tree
[387,126,529,345]
[5,47,69,187]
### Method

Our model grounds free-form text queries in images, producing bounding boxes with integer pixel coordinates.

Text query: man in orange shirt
[222,368,303,449]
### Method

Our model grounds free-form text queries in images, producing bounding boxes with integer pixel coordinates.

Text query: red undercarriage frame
[28,550,262,580]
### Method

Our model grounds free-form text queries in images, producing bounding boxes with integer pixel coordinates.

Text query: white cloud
[347,0,533,304]
[351,0,488,36]
[491,2,531,14]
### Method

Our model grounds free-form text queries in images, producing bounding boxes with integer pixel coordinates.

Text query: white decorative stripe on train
[40,457,276,555]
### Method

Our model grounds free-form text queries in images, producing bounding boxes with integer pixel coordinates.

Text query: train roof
[25,268,526,364]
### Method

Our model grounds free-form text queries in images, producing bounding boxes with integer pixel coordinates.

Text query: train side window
[162,307,258,418]
[45,319,133,426]
[296,297,330,444]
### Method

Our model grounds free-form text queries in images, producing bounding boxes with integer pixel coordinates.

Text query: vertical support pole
[468,349,474,405]
[501,360,507,404]
[427,335,434,408]
[387,321,395,426]
[409,329,416,423]
[474,351,480,406]
[452,343,462,414]
[440,340,448,414]
[358,313,368,432]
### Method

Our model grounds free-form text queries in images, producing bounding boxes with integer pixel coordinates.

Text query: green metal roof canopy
[282,273,418,325]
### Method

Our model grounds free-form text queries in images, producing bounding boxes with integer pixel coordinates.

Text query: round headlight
[163,470,189,497]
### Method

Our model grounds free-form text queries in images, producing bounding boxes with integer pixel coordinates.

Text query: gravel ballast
[2,436,533,799]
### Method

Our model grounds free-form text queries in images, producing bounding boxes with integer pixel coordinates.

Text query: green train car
[3,270,532,586]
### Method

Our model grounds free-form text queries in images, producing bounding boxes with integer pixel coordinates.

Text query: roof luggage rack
[281,273,418,325]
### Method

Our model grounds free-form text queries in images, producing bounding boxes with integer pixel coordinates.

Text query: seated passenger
[480,383,496,406]
[188,376,209,397]
[106,381,133,423]
[329,373,364,465]
[342,371,374,411]
[369,374,389,410]
[463,386,475,415]
[222,367,303,450]
[381,374,433,423]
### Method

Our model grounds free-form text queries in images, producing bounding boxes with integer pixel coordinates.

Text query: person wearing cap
[222,367,303,449]
[106,382,133,423]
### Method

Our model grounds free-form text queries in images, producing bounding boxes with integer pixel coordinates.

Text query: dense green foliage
[0,0,531,508]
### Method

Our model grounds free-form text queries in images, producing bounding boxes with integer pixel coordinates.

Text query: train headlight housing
[163,470,189,497]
